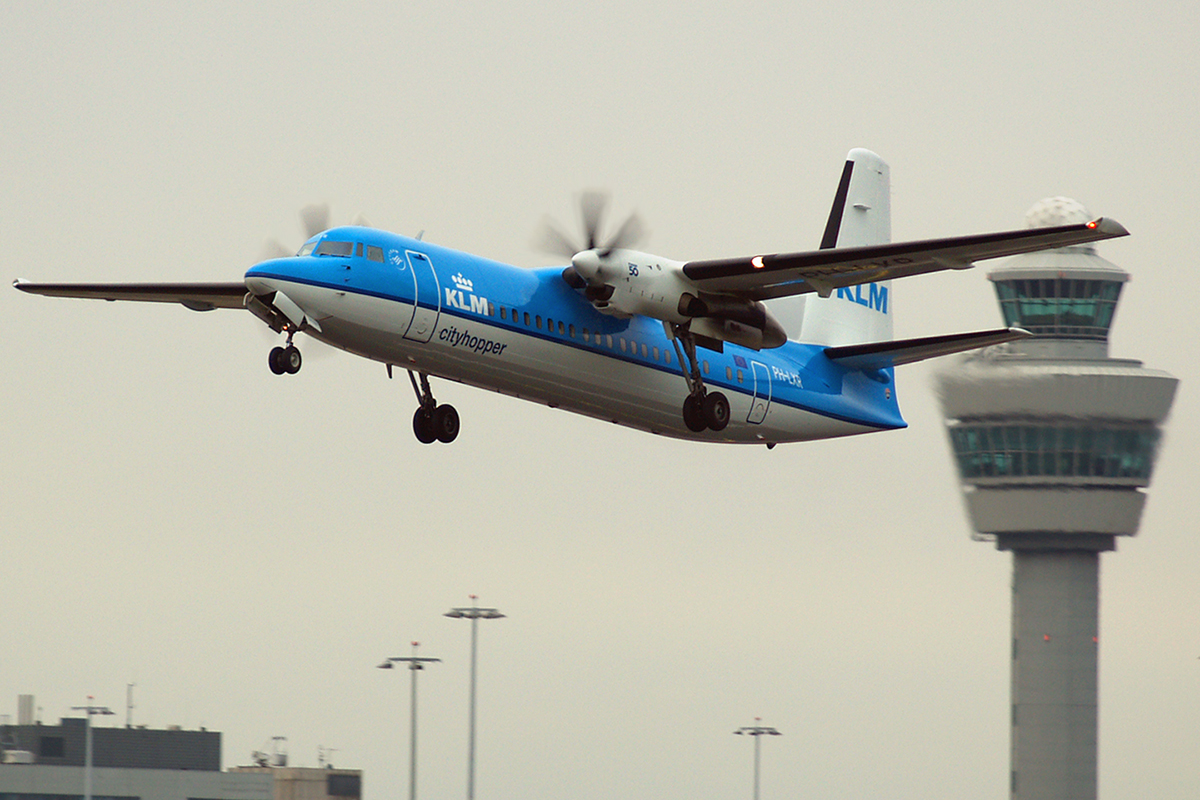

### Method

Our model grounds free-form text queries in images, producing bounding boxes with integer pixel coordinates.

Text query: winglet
[1088,217,1129,237]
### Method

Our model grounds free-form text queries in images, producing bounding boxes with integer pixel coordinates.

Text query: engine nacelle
[678,292,788,350]
[567,250,788,350]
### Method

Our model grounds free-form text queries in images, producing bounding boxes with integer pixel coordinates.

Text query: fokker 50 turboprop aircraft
[15,150,1126,447]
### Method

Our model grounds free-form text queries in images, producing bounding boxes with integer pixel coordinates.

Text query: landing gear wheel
[283,345,302,374]
[413,407,437,444]
[268,346,287,375]
[682,394,707,432]
[433,404,460,443]
[703,391,730,431]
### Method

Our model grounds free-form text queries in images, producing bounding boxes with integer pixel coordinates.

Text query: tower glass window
[949,422,1160,482]
[993,278,1122,339]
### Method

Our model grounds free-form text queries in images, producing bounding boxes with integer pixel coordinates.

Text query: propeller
[300,203,331,239]
[539,192,645,292]
[260,204,371,261]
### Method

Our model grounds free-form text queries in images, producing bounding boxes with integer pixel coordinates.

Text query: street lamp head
[735,726,782,736]
[446,607,505,619]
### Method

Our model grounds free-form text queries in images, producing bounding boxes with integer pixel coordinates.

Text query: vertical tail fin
[767,149,894,346]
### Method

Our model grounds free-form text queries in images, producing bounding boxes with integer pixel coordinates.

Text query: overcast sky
[2,2,1197,798]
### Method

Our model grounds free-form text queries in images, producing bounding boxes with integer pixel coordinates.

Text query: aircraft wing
[12,279,247,311]
[681,218,1128,300]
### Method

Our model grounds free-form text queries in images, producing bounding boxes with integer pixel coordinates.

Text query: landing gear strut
[268,330,302,375]
[407,370,459,444]
[670,323,729,432]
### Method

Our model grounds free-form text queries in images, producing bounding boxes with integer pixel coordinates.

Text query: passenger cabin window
[367,245,384,262]
[314,241,354,257]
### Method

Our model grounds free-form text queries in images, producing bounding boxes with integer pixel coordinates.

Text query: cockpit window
[367,245,384,263]
[314,241,354,257]
[297,241,317,257]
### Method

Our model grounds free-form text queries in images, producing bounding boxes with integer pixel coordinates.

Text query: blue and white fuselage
[244,228,904,445]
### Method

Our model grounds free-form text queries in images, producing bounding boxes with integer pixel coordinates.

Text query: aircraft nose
[244,265,277,296]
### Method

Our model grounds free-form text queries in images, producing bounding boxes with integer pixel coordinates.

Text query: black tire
[268,346,286,375]
[703,391,730,431]
[413,408,437,444]
[682,394,707,432]
[283,345,302,374]
[433,404,460,444]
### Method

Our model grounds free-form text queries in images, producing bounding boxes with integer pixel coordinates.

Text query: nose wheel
[407,370,459,444]
[268,343,302,375]
[671,324,729,432]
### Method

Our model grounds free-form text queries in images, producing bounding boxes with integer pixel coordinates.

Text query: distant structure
[0,695,361,800]
[935,198,1178,800]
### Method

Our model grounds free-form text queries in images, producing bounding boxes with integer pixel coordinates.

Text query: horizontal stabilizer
[824,327,1031,369]
[13,279,248,311]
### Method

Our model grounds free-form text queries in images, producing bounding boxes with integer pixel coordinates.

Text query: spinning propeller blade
[538,192,646,288]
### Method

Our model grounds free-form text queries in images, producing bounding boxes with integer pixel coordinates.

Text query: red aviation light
[1086,220,1098,229]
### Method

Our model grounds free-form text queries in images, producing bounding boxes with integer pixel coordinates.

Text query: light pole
[734,718,781,800]
[445,596,504,800]
[379,642,441,800]
[71,698,114,800]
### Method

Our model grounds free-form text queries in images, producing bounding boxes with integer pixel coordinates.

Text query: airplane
[14,149,1126,447]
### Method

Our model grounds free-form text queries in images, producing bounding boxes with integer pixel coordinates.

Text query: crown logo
[452,273,474,292]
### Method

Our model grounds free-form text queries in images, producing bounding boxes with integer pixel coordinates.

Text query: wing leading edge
[682,218,1128,300]
[12,279,247,311]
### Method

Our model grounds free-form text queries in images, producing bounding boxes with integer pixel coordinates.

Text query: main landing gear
[268,331,302,375]
[407,370,459,444]
[670,323,729,433]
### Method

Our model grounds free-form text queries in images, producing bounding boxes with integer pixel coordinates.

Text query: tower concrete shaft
[935,197,1177,800]
[1007,545,1099,799]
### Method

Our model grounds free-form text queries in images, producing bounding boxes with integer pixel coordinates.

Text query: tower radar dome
[1025,196,1091,228]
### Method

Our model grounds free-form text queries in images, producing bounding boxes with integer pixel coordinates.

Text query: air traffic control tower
[934,197,1177,800]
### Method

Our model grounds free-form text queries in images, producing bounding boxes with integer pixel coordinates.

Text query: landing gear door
[404,250,441,343]
[748,361,771,424]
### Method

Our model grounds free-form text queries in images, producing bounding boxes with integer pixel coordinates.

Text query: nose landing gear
[268,331,303,375]
[268,344,302,375]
